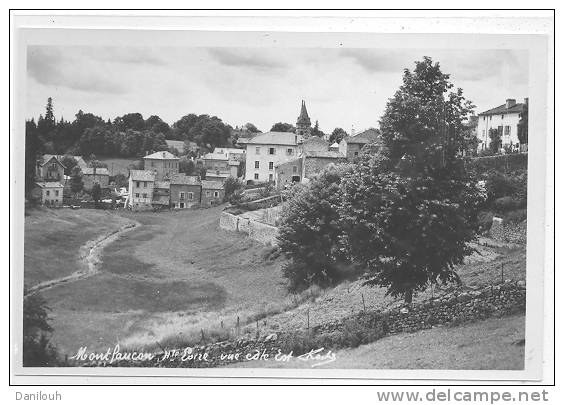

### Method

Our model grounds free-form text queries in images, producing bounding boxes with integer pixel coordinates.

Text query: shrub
[493,196,526,213]
[23,291,61,367]
[477,210,494,232]
[504,209,527,224]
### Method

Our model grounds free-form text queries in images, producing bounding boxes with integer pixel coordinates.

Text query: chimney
[506,99,516,109]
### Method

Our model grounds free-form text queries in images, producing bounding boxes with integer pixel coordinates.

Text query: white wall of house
[128,177,154,206]
[477,112,521,151]
[244,144,300,183]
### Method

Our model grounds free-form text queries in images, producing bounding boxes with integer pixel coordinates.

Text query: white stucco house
[477,98,528,152]
[241,132,304,184]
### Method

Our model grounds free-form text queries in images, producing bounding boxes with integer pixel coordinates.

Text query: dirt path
[26,220,141,295]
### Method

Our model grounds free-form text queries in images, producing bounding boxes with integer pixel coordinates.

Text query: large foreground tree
[341,57,483,303]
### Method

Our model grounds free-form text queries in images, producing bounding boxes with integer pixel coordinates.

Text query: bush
[493,196,526,213]
[477,210,495,232]
[23,291,61,367]
[504,208,527,224]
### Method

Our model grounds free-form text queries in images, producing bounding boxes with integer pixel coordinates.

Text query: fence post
[361,293,366,311]
[307,308,310,331]
[200,329,206,344]
[501,263,504,284]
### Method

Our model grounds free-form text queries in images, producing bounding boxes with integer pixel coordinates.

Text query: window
[142,193,148,198]
[287,148,293,155]
[46,190,50,196]
[269,162,274,170]
[505,126,511,135]
[269,147,276,155]
[179,192,185,200]
[255,161,260,169]
[136,181,140,188]
[179,202,185,209]
[501,114,504,119]
[255,147,261,155]
[143,181,147,188]
[354,152,359,157]
[214,191,219,198]
[55,190,59,197]
[254,173,259,180]
[206,191,211,197]
[292,166,298,173]
[135,193,140,198]
[269,174,274,182]
[187,192,193,200]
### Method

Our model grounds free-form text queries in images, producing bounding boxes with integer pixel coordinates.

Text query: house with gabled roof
[36,154,65,182]
[338,128,382,160]
[201,180,225,206]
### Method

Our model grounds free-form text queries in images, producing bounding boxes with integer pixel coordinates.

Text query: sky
[26,46,528,134]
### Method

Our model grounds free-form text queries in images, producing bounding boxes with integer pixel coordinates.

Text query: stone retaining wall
[220,211,279,246]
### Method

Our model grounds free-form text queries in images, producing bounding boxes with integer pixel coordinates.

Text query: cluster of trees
[278,57,484,303]
[23,290,61,366]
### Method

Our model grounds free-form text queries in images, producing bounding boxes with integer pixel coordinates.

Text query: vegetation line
[26,220,141,296]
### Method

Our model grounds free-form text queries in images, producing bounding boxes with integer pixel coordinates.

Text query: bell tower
[296,100,312,137]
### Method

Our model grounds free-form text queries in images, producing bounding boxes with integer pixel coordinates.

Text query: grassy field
[24,207,132,286]
[26,206,288,355]
[97,156,140,176]
[231,314,525,370]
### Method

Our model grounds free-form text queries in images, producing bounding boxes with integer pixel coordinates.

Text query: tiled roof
[478,103,525,116]
[303,136,329,152]
[305,151,346,159]
[345,128,381,145]
[143,151,179,160]
[170,174,200,185]
[275,157,302,168]
[243,132,302,146]
[129,170,155,181]
[39,154,66,168]
[82,167,110,176]
[35,181,64,188]
[154,181,171,189]
[201,180,224,190]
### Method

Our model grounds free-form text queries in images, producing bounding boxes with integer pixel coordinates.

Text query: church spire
[296,100,312,137]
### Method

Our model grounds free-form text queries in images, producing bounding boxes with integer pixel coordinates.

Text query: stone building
[201,180,225,206]
[81,167,110,191]
[36,155,65,182]
[32,182,64,206]
[142,151,179,181]
[170,174,201,209]
[338,128,382,160]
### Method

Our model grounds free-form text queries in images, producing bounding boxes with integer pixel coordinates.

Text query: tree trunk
[404,290,413,304]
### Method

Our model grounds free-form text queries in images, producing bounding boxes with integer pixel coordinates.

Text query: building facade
[338,128,382,160]
[170,174,201,209]
[81,167,110,191]
[36,155,65,182]
[127,170,155,210]
[243,132,303,184]
[477,98,527,152]
[143,151,179,181]
[201,180,225,206]
[32,182,64,206]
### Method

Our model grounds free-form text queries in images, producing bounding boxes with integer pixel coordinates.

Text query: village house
[477,98,528,152]
[81,167,110,191]
[242,132,304,184]
[201,180,225,206]
[142,151,179,181]
[170,174,201,209]
[200,148,242,180]
[36,155,65,182]
[32,182,64,206]
[152,180,171,208]
[338,128,382,160]
[275,150,346,189]
[127,170,155,210]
